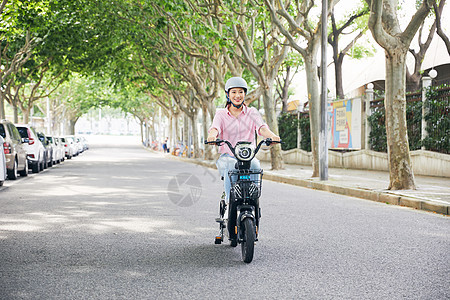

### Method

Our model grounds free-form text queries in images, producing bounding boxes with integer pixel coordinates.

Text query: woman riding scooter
[207,77,280,203]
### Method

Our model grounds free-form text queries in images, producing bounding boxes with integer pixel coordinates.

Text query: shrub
[277,112,311,152]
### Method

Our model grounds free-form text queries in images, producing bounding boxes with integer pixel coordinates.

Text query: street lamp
[428,69,437,79]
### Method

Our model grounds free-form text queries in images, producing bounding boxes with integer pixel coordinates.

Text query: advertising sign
[328,98,361,150]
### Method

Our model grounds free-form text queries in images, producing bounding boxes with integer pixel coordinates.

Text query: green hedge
[277,112,311,152]
[368,84,449,154]
[422,85,449,154]
[278,85,449,155]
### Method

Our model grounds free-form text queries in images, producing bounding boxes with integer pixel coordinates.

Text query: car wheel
[31,161,39,173]
[7,159,18,180]
[19,159,28,177]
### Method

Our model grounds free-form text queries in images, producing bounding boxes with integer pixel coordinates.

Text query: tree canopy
[1,0,447,177]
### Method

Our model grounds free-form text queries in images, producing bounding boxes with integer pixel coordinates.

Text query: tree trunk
[335,54,345,99]
[261,82,283,170]
[280,66,291,113]
[0,93,4,119]
[22,109,30,124]
[183,113,189,156]
[208,100,216,125]
[174,113,180,143]
[140,120,144,144]
[304,56,320,177]
[68,119,77,135]
[384,49,416,190]
[406,70,421,92]
[12,105,19,123]
[189,110,200,158]
[150,120,156,143]
[168,113,173,152]
[202,103,214,160]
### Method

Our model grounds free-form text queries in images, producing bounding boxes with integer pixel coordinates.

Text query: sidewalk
[169,153,450,215]
[260,161,450,215]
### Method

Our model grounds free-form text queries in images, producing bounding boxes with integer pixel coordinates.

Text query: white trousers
[216,153,261,202]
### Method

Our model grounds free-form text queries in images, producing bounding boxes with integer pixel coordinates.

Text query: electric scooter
[205,138,281,263]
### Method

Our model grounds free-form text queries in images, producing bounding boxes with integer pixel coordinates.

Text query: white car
[67,136,80,157]
[15,124,46,173]
[47,136,64,164]
[55,137,65,162]
[60,136,74,159]
[0,136,6,186]
[74,136,85,154]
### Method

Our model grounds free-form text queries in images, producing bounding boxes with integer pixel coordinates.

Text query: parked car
[60,136,74,159]
[47,136,64,164]
[68,136,80,157]
[56,137,65,162]
[80,136,89,151]
[66,135,80,156]
[0,136,7,186]
[0,120,28,179]
[15,124,45,173]
[75,136,87,154]
[37,132,53,168]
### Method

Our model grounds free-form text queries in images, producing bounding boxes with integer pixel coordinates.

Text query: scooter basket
[229,169,263,200]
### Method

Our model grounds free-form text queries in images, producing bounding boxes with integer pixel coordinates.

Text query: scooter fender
[237,212,255,241]
[239,212,255,223]
[237,211,255,229]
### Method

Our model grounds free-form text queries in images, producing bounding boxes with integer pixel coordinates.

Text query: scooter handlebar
[204,139,224,145]
[205,138,282,157]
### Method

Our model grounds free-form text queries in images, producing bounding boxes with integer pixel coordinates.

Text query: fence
[369,85,449,154]
[279,84,449,155]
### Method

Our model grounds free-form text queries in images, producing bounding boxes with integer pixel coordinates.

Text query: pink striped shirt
[209,105,268,156]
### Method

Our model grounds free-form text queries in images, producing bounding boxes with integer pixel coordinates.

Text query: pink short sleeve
[248,107,268,136]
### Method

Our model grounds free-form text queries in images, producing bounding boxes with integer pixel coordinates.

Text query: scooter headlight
[235,143,254,161]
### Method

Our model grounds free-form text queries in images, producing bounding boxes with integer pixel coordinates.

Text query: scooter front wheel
[241,217,255,263]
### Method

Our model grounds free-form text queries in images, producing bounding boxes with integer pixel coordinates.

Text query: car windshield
[16,127,28,139]
[0,124,5,138]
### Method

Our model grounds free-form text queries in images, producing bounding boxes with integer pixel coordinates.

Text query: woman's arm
[259,127,280,142]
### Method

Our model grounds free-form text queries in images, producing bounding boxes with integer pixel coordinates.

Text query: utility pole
[319,0,328,181]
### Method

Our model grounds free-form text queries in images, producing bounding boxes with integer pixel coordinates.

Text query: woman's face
[228,87,245,106]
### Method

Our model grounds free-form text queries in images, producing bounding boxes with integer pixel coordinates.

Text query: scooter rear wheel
[241,218,255,263]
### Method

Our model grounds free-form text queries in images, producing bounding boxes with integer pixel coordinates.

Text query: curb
[146,148,449,216]
[262,172,449,215]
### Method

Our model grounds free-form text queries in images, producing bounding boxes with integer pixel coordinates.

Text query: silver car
[60,136,74,159]
[0,136,6,186]
[0,120,28,179]
[15,124,45,173]
[47,136,64,164]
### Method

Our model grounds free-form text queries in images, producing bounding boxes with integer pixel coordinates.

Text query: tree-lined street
[0,137,448,299]
[1,0,449,190]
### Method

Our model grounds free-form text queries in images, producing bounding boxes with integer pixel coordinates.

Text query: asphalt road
[0,136,449,299]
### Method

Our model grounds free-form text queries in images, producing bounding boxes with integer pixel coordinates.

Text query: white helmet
[225,77,248,94]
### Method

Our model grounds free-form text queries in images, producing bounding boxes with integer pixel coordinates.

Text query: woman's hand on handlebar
[262,135,282,147]
[269,135,281,142]
[207,128,219,143]
[259,127,280,144]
